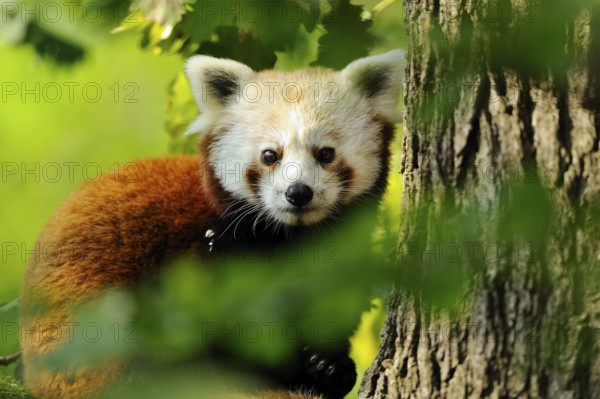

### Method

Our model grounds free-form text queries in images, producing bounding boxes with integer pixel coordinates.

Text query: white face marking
[187,50,405,227]
[207,72,385,227]
[288,108,305,141]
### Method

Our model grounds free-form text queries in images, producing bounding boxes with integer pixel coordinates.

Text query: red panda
[19,50,405,399]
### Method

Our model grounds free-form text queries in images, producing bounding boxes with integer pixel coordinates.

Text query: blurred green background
[0,0,405,397]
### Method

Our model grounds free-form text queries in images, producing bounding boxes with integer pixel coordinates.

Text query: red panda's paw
[301,347,357,399]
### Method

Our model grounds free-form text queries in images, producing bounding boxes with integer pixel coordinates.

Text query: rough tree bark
[361,0,600,398]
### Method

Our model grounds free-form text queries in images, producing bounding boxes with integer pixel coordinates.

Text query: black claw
[316,360,327,371]
[300,346,357,399]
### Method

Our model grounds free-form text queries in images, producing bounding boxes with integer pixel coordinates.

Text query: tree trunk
[361,0,600,398]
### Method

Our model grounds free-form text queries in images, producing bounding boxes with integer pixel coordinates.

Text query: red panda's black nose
[285,183,314,207]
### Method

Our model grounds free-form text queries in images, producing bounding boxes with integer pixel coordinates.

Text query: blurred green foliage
[0,375,33,399]
[36,205,398,396]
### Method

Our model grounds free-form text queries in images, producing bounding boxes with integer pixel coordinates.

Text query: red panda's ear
[185,55,257,134]
[340,49,406,122]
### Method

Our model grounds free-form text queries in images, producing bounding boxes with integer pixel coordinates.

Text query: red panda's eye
[262,150,278,165]
[318,147,335,164]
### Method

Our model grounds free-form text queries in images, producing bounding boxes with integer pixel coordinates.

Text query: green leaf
[24,22,85,65]
[198,25,277,70]
[0,376,33,399]
[313,0,374,69]
[137,0,196,29]
[274,23,322,70]
[165,72,199,153]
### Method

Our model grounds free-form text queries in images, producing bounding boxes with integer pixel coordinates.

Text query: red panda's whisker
[221,199,252,219]
[218,203,261,240]
[232,204,264,240]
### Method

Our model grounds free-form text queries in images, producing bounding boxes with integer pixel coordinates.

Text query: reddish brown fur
[335,160,355,201]
[20,155,228,399]
[25,156,214,296]
[199,132,235,215]
[245,164,262,196]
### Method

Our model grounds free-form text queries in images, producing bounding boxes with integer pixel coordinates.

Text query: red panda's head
[185,51,405,227]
